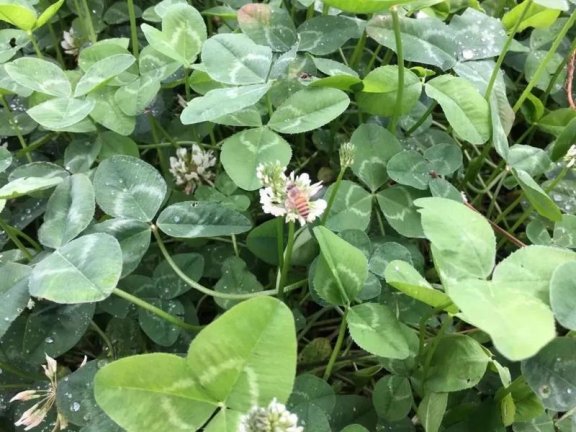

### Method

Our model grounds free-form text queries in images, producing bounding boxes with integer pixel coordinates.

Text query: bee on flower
[169,144,217,194]
[238,398,303,432]
[257,162,327,226]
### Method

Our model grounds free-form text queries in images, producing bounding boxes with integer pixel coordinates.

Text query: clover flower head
[61,28,78,56]
[564,144,576,168]
[169,145,217,194]
[10,354,68,431]
[238,398,303,432]
[339,141,355,168]
[257,162,326,226]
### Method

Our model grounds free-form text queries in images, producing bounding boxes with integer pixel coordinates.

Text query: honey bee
[285,183,310,219]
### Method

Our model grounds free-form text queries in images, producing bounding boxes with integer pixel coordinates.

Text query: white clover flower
[169,145,217,194]
[60,28,78,56]
[238,398,303,432]
[565,144,576,168]
[339,141,355,168]
[10,354,68,431]
[257,162,326,226]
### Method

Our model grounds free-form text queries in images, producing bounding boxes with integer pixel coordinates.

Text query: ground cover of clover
[1,0,576,431]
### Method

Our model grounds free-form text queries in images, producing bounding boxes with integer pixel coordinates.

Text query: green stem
[349,31,366,69]
[27,31,43,58]
[47,23,65,66]
[90,320,115,358]
[231,234,239,257]
[462,3,532,189]
[388,6,404,134]
[126,0,139,57]
[0,218,33,261]
[15,133,54,159]
[422,315,453,377]
[321,167,346,224]
[81,0,97,44]
[276,221,295,300]
[276,218,284,268]
[1,95,32,163]
[184,67,191,100]
[323,308,349,380]
[113,288,201,332]
[406,101,437,136]
[484,0,532,100]
[152,225,278,299]
[513,9,576,112]
[497,166,570,248]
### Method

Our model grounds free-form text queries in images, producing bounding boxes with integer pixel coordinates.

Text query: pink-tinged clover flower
[9,354,87,431]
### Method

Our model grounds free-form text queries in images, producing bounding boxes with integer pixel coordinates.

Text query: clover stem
[388,6,404,134]
[323,308,349,380]
[80,0,97,44]
[152,225,279,299]
[126,0,139,57]
[277,220,295,300]
[27,31,44,58]
[321,167,346,224]
[513,9,576,112]
[112,288,201,332]
[1,95,32,163]
[0,218,33,261]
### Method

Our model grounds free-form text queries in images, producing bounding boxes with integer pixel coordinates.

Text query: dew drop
[45,337,54,344]
[462,49,474,60]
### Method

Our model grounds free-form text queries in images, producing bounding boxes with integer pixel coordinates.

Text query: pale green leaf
[347,303,410,359]
[0,176,62,199]
[447,279,556,361]
[0,262,30,338]
[324,180,372,232]
[416,197,495,281]
[268,87,349,134]
[515,169,562,222]
[38,174,95,249]
[377,186,426,238]
[5,57,70,97]
[350,123,402,192]
[202,33,272,85]
[93,155,167,222]
[180,83,271,125]
[220,127,292,191]
[237,3,298,52]
[27,97,95,130]
[425,75,490,145]
[156,201,252,238]
[29,233,123,303]
[74,54,136,97]
[312,226,368,305]
[549,262,576,330]
[384,260,455,311]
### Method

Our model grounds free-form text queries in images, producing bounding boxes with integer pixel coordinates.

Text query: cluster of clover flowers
[167,142,359,225]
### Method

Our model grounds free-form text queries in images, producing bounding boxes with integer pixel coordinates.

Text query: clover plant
[1,0,576,431]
